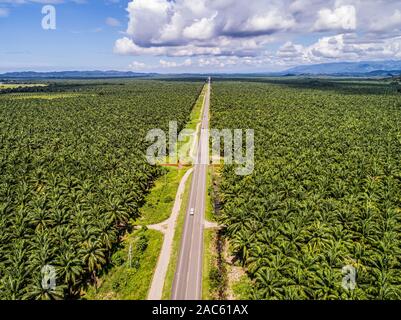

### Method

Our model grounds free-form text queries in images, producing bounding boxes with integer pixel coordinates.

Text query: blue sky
[1,0,401,73]
[0,0,138,72]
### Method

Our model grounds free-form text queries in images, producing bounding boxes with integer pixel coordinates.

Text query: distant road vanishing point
[172,77,211,300]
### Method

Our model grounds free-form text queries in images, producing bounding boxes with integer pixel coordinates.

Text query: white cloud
[240,10,295,35]
[128,58,193,71]
[276,33,401,65]
[182,14,217,40]
[277,42,306,60]
[125,0,171,46]
[1,0,378,72]
[114,37,167,55]
[182,58,192,66]
[114,0,401,70]
[308,34,348,59]
[115,0,295,58]
[159,58,192,68]
[128,61,147,70]
[313,5,357,32]
[0,8,9,17]
[114,34,273,58]
[106,17,121,27]
[370,9,401,32]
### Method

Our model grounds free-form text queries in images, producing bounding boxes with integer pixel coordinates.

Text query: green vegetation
[203,167,219,299]
[85,166,189,299]
[202,229,216,300]
[86,84,201,298]
[204,228,228,300]
[205,167,216,222]
[162,171,193,300]
[0,83,47,90]
[0,82,90,95]
[231,275,253,300]
[9,93,88,100]
[137,167,188,225]
[186,84,206,132]
[0,80,203,300]
[212,80,401,300]
[166,83,207,165]
[85,228,163,300]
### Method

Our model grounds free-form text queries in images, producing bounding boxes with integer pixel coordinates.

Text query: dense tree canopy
[0,80,203,299]
[212,80,401,300]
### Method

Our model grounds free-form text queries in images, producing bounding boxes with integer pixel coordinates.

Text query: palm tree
[104,195,130,228]
[0,275,26,300]
[55,251,84,295]
[25,279,65,301]
[254,268,285,300]
[80,240,106,285]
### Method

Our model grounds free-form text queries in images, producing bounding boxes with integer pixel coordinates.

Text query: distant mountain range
[1,60,401,79]
[0,70,155,79]
[283,60,401,77]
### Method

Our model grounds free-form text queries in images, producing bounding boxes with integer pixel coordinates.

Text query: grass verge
[203,165,216,299]
[202,229,216,300]
[137,167,188,225]
[205,166,215,222]
[231,275,253,300]
[163,83,207,165]
[85,228,163,300]
[185,84,206,131]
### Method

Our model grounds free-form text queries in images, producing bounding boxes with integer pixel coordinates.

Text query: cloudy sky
[1,0,401,73]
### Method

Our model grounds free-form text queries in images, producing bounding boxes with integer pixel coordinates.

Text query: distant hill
[2,60,401,79]
[0,70,156,79]
[284,60,401,76]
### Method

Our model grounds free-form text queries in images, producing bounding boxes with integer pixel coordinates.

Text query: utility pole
[128,242,133,269]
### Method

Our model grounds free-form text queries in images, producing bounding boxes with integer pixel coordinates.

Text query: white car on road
[190,208,195,216]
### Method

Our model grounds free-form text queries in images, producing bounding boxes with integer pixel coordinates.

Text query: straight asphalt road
[171,78,211,300]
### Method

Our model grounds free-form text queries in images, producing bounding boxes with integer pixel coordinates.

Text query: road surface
[172,78,211,300]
